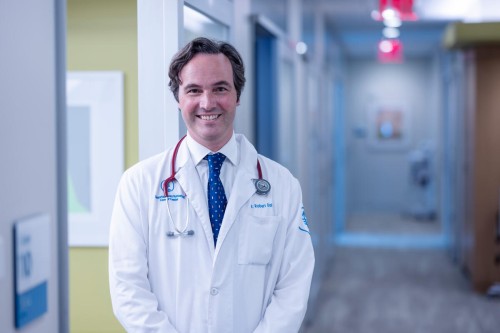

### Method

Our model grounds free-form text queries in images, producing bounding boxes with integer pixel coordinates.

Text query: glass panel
[278,59,296,174]
[183,5,229,43]
[181,5,229,135]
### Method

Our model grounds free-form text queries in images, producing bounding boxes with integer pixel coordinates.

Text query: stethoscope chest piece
[254,178,271,195]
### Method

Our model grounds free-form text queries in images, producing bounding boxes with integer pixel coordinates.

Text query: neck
[190,133,232,152]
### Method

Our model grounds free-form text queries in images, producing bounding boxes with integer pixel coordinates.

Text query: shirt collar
[186,132,238,167]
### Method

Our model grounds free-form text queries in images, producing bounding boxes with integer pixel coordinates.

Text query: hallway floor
[345,212,441,235]
[303,247,500,333]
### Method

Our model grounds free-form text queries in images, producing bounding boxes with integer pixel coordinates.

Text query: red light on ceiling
[378,39,403,63]
[377,0,418,21]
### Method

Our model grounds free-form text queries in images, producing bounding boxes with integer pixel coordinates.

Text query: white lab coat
[109,134,314,333]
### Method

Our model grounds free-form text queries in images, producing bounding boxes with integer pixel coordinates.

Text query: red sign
[378,0,418,21]
[378,39,403,63]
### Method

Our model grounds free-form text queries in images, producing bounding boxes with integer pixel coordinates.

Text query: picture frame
[66,71,124,246]
[366,102,411,150]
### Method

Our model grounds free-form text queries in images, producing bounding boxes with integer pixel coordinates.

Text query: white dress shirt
[185,132,239,201]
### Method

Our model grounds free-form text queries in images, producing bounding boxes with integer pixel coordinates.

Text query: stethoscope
[163,135,271,238]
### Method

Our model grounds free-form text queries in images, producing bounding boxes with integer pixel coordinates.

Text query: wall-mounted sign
[13,213,50,328]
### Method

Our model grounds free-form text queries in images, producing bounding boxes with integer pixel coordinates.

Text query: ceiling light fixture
[384,16,402,28]
[295,41,308,55]
[382,5,399,21]
[379,40,394,53]
[383,27,400,38]
[371,10,381,20]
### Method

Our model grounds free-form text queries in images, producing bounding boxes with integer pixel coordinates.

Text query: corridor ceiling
[252,0,500,60]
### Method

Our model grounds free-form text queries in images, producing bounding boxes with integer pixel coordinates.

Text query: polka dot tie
[205,153,227,246]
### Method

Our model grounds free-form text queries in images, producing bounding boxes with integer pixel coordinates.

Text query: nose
[199,92,216,110]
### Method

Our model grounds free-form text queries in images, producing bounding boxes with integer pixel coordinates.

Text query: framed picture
[66,71,124,246]
[367,102,411,150]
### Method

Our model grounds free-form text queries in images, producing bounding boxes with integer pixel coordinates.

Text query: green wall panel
[67,0,137,331]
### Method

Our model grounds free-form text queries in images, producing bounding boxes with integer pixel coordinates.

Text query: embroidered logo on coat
[250,203,273,209]
[298,206,310,234]
[155,180,185,202]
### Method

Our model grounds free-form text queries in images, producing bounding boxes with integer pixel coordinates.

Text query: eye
[187,88,201,94]
[214,86,228,93]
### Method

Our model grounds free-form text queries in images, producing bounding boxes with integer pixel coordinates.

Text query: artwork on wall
[66,71,124,246]
[367,102,411,150]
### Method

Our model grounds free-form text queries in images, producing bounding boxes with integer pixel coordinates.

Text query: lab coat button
[210,287,219,296]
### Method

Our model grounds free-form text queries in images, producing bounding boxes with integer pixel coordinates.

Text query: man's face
[178,53,238,151]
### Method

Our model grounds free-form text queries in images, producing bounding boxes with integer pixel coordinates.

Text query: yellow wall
[67,0,137,332]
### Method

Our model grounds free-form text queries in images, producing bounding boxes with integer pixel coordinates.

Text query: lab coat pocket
[238,215,281,265]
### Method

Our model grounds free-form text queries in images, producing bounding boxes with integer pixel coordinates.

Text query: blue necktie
[206,153,227,246]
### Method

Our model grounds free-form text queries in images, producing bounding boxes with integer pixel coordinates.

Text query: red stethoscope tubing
[162,135,263,197]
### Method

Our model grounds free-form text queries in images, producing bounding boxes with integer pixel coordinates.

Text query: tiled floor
[302,247,500,333]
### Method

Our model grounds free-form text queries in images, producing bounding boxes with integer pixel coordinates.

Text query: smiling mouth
[198,114,221,121]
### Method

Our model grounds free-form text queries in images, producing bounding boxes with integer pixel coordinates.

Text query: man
[109,37,314,333]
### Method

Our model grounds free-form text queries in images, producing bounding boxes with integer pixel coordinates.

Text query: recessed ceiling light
[383,27,400,38]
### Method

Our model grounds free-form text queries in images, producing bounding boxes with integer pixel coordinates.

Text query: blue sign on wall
[13,213,50,328]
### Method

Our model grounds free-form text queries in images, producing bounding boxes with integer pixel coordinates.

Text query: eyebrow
[182,81,232,91]
[212,80,231,88]
[183,83,201,91]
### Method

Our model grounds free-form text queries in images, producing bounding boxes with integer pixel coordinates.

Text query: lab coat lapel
[175,142,215,257]
[215,136,258,257]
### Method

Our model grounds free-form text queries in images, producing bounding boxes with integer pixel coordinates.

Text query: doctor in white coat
[109,37,315,333]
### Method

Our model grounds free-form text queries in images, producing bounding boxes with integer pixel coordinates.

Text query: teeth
[199,114,219,120]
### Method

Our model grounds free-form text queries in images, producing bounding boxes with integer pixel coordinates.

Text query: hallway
[303,247,500,333]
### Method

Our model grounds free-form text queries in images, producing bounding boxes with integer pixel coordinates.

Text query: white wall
[0,1,67,332]
[345,58,440,215]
